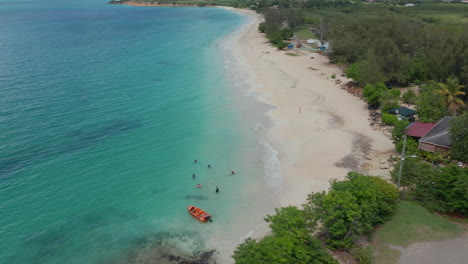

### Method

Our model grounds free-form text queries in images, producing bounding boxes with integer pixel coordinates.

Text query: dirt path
[398,233,468,264]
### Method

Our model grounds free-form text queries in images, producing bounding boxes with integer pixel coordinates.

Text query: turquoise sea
[0,1,279,263]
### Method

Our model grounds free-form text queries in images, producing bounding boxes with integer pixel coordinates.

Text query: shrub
[331,74,336,79]
[275,41,289,50]
[303,17,317,24]
[390,158,432,187]
[402,89,418,105]
[268,31,283,45]
[363,83,387,108]
[391,120,410,144]
[416,81,448,122]
[233,206,337,264]
[414,165,468,216]
[344,63,359,79]
[419,150,451,164]
[449,113,468,162]
[350,246,373,264]
[280,27,293,39]
[380,89,401,112]
[303,173,398,249]
[396,136,419,154]
[258,22,266,33]
[381,113,398,126]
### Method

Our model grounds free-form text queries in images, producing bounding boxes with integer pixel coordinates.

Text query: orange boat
[187,205,212,223]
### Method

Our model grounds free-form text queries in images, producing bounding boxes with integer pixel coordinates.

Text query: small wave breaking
[260,139,282,192]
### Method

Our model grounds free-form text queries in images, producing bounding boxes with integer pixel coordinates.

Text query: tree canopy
[233,206,337,264]
[303,172,398,249]
[449,113,468,162]
[416,81,448,122]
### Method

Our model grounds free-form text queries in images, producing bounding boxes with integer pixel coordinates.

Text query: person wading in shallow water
[215,185,219,193]
[194,160,197,163]
[231,170,235,175]
[192,173,195,179]
[207,164,211,168]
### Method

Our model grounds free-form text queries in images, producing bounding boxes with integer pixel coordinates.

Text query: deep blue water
[0,1,266,263]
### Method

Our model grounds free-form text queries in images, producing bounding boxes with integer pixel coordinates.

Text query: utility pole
[397,135,407,191]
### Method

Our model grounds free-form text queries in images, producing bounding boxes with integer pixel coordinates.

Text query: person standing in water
[208,164,211,168]
[231,170,235,175]
[192,173,196,179]
[194,160,197,163]
[215,185,219,193]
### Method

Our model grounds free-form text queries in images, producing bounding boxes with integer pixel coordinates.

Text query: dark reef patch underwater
[0,119,142,178]
[120,232,217,264]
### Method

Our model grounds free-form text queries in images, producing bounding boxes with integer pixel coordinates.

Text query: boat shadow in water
[184,195,208,201]
[0,119,142,178]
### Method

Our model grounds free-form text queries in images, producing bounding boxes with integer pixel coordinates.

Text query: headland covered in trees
[109,1,467,263]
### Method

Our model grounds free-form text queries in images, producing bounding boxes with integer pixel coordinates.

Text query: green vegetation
[350,246,372,264]
[395,136,418,154]
[303,172,398,249]
[112,0,237,7]
[437,78,466,116]
[233,206,337,264]
[294,27,315,40]
[259,8,304,49]
[381,113,398,126]
[401,89,417,105]
[391,120,410,144]
[362,83,386,108]
[414,165,468,216]
[379,89,401,112]
[373,201,465,264]
[389,158,468,216]
[390,157,432,187]
[376,201,464,243]
[450,113,468,162]
[416,81,448,122]
[233,173,398,263]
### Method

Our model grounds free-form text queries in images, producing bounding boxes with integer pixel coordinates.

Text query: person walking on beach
[299,106,302,114]
[215,185,219,193]
[192,173,196,179]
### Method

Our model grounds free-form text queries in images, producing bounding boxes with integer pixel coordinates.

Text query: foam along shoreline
[224,7,394,207]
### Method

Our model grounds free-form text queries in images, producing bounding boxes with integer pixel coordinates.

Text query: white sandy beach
[201,7,396,263]
[227,8,394,207]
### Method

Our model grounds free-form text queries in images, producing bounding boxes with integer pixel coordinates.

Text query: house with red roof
[418,117,455,154]
[405,122,436,139]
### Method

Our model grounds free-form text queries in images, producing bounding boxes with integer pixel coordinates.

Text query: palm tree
[437,78,465,116]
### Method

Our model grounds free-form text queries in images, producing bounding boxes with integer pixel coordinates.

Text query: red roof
[405,122,436,138]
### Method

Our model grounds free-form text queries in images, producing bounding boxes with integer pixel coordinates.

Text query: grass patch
[372,201,466,264]
[440,214,468,225]
[294,27,315,40]
[376,201,464,246]
[286,53,299,56]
